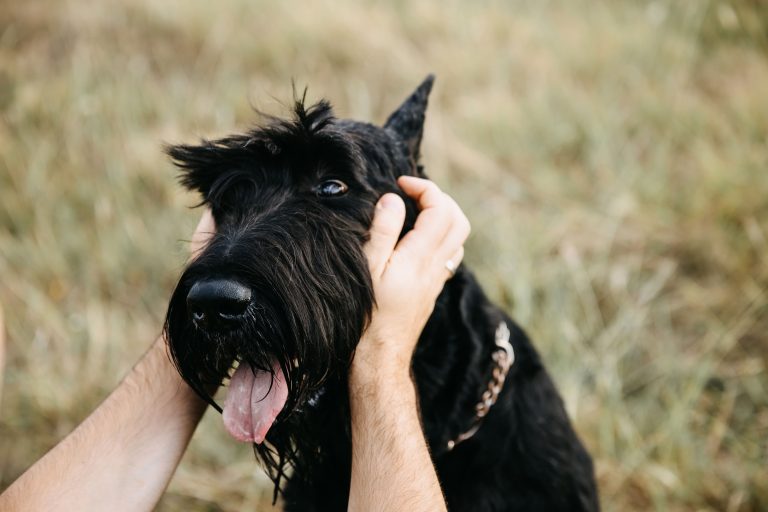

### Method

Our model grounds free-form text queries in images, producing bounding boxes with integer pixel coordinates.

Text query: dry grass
[1,0,767,510]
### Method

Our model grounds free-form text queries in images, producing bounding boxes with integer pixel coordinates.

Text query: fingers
[396,177,453,251]
[446,246,465,277]
[396,176,471,264]
[190,208,216,259]
[397,175,446,209]
[363,193,406,279]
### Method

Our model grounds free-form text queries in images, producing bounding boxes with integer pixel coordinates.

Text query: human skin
[349,176,469,512]
[0,176,468,512]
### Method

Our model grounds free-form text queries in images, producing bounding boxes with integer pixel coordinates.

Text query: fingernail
[379,193,401,210]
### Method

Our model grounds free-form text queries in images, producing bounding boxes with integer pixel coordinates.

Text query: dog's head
[164,76,434,484]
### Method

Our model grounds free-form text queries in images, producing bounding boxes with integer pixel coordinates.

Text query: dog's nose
[187,279,252,329]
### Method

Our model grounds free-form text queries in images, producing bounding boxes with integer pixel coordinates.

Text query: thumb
[364,193,406,279]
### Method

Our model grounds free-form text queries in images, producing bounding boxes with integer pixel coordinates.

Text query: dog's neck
[411,267,511,457]
[446,321,513,450]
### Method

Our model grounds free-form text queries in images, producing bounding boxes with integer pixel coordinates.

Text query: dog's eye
[315,179,348,197]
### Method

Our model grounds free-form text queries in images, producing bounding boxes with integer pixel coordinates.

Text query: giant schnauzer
[164,76,599,511]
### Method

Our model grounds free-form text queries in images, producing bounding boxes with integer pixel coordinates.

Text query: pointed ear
[165,142,224,201]
[384,74,435,163]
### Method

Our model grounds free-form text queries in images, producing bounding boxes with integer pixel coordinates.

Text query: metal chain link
[447,322,514,451]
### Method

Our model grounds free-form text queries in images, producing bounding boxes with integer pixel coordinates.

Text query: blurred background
[1,0,767,510]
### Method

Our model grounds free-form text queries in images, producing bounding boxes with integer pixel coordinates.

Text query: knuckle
[461,216,472,237]
[425,181,441,197]
[451,204,470,233]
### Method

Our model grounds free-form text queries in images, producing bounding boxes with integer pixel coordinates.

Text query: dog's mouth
[222,360,289,444]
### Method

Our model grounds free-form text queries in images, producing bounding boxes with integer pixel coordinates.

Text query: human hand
[190,208,215,258]
[354,176,471,379]
[0,211,216,512]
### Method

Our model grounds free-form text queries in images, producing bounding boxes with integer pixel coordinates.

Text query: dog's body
[165,76,599,511]
[283,272,598,512]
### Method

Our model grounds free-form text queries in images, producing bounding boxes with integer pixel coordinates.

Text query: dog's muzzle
[186,278,252,329]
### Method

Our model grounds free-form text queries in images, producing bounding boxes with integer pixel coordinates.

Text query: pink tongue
[223,362,288,444]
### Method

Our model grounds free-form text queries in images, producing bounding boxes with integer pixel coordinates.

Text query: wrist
[351,343,412,381]
[126,337,207,419]
[350,355,415,404]
[348,366,418,414]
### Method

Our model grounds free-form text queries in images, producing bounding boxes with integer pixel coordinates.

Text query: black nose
[186,279,252,329]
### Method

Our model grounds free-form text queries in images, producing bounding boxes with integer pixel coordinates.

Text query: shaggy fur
[164,76,599,511]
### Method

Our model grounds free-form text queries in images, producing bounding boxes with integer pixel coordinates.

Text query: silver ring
[445,259,457,277]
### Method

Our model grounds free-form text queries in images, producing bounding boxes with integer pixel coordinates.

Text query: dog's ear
[165,142,225,201]
[384,74,434,165]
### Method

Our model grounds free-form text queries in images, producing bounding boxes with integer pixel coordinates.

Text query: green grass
[1,0,767,510]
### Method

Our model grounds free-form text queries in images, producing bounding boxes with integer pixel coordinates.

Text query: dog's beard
[164,212,374,490]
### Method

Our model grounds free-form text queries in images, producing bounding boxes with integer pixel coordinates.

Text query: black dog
[164,76,599,511]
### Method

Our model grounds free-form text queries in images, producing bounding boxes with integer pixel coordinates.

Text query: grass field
[1,0,767,510]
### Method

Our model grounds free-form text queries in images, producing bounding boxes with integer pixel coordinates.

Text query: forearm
[348,350,447,512]
[0,337,207,512]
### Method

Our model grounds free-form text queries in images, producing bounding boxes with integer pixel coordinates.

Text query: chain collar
[447,321,514,451]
